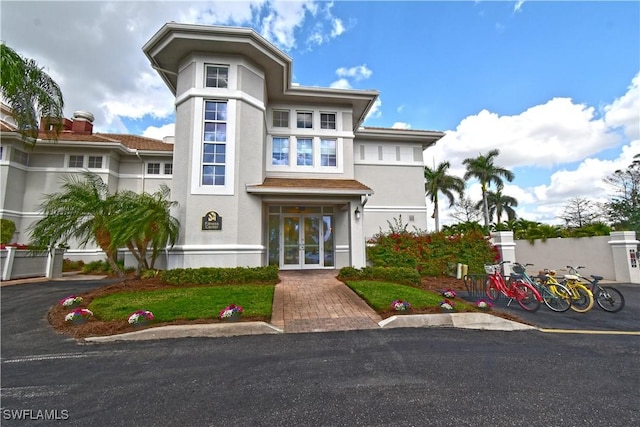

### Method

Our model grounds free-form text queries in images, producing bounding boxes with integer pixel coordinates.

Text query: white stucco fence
[0,247,64,281]
[491,231,640,284]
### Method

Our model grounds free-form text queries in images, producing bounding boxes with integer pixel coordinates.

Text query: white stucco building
[0,23,444,270]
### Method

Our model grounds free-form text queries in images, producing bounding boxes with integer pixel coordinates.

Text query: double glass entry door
[280,214,334,269]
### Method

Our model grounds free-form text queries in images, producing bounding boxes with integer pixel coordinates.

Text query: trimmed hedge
[161,265,279,286]
[337,266,421,286]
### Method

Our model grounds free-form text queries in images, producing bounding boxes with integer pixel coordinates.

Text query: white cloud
[391,122,411,130]
[514,1,525,13]
[604,72,640,140]
[0,1,348,133]
[426,74,639,226]
[142,123,176,140]
[329,78,352,89]
[336,65,373,81]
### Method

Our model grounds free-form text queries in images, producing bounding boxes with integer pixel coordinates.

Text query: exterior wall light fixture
[355,207,361,220]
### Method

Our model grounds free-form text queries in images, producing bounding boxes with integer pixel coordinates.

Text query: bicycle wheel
[541,283,572,313]
[513,282,540,312]
[594,286,625,313]
[569,284,594,313]
[486,278,501,301]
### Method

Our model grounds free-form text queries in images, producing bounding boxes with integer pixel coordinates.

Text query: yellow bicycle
[541,269,594,313]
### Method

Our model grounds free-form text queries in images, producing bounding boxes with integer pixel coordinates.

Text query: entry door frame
[281,213,323,270]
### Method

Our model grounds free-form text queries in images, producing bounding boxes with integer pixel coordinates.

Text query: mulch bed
[49,274,527,339]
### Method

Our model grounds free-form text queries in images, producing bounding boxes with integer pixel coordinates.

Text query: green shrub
[338,266,421,286]
[367,227,499,276]
[62,258,85,272]
[82,259,128,274]
[161,265,279,286]
[1,219,16,244]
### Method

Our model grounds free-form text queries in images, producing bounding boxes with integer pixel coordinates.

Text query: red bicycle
[485,262,542,312]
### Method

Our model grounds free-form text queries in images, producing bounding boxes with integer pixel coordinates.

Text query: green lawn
[88,285,274,322]
[345,280,462,311]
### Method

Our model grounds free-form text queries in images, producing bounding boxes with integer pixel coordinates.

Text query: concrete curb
[84,322,284,343]
[379,312,537,331]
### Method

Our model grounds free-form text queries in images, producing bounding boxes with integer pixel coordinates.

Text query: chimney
[39,116,72,132]
[71,111,94,134]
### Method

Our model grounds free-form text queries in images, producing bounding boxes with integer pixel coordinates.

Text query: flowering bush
[60,295,83,307]
[366,221,500,276]
[442,289,457,299]
[219,304,243,320]
[128,310,154,325]
[65,308,93,323]
[476,299,493,309]
[0,243,29,250]
[391,300,412,312]
[440,299,455,311]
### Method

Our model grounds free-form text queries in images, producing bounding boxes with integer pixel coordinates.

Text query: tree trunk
[482,186,490,229]
[95,227,124,278]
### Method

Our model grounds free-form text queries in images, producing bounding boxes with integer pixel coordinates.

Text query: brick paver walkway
[271,270,382,333]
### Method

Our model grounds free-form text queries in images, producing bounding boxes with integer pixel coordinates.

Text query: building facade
[0,23,444,270]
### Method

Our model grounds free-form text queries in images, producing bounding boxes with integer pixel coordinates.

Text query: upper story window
[69,155,84,168]
[320,113,336,130]
[296,138,313,166]
[320,139,337,167]
[202,100,227,186]
[272,137,289,166]
[296,111,313,129]
[88,156,103,169]
[147,163,160,175]
[273,110,289,128]
[11,149,29,166]
[205,65,229,88]
[164,163,173,175]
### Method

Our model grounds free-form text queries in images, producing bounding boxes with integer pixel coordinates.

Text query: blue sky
[1,1,638,228]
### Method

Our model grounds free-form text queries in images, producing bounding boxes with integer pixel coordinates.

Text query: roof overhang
[356,127,446,149]
[246,178,374,197]
[142,23,379,130]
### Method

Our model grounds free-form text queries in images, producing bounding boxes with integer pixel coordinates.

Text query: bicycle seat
[563,274,580,281]
[591,275,603,281]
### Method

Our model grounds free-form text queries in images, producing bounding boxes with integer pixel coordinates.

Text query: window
[202,101,227,186]
[205,65,228,88]
[320,113,336,130]
[297,138,313,166]
[272,137,289,166]
[320,139,337,167]
[88,156,102,169]
[11,149,28,166]
[296,112,313,129]
[147,163,160,175]
[69,155,84,168]
[164,163,173,175]
[272,110,289,128]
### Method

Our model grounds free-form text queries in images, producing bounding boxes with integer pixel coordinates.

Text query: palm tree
[27,172,124,277]
[476,185,518,226]
[109,185,180,276]
[0,43,64,141]
[463,149,515,229]
[424,161,465,232]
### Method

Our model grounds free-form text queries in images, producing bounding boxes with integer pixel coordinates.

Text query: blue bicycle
[511,263,572,313]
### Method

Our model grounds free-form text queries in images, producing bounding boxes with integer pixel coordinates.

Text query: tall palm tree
[476,185,518,225]
[1,43,64,141]
[27,172,124,277]
[463,149,515,229]
[424,161,465,232]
